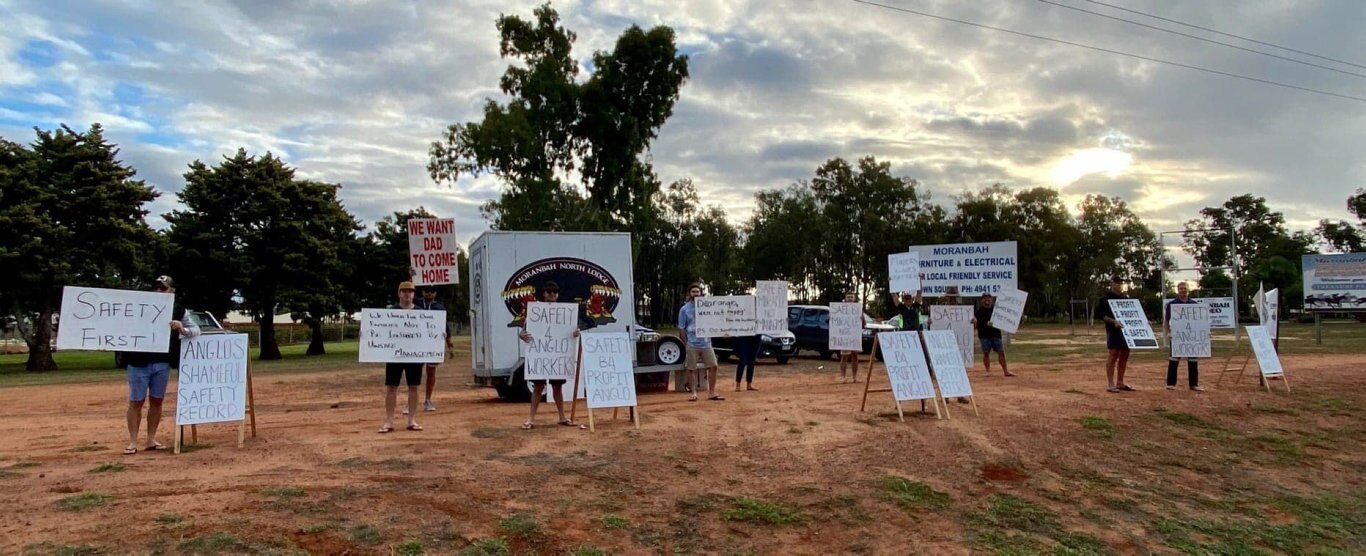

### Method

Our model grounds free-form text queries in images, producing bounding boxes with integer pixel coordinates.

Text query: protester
[838,290,861,383]
[678,283,723,401]
[1096,277,1135,393]
[517,281,589,429]
[409,287,454,413]
[889,290,925,331]
[971,292,1014,377]
[379,281,424,433]
[119,276,199,455]
[1164,282,1203,392]
[735,333,759,392]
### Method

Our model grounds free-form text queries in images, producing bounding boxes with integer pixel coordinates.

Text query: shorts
[980,337,1005,354]
[530,379,567,386]
[685,346,717,370]
[1106,329,1129,350]
[127,362,171,402]
[384,363,423,387]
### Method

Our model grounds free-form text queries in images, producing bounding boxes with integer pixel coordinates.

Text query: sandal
[406,424,423,431]
[559,420,587,430]
[145,442,165,451]
[709,395,726,401]
[377,426,393,434]
[1119,385,1137,391]
[122,447,137,455]
[521,422,535,430]
[1106,387,1122,393]
[688,395,698,402]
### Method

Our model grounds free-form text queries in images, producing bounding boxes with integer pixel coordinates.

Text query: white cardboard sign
[888,252,922,293]
[990,287,1028,334]
[695,295,757,338]
[876,331,937,402]
[1168,304,1212,359]
[923,329,973,398]
[1246,325,1283,376]
[522,302,579,382]
[910,241,1018,296]
[1262,288,1280,339]
[359,308,447,363]
[828,302,864,351]
[408,218,459,286]
[581,331,636,409]
[755,281,789,335]
[57,286,174,353]
[928,306,974,370]
[176,333,249,426]
[1108,299,1158,349]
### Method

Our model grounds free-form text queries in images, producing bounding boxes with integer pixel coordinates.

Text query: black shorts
[530,379,567,386]
[1105,329,1129,350]
[384,363,423,387]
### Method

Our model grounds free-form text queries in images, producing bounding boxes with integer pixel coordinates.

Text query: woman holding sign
[518,282,590,429]
[1095,277,1135,393]
[1164,282,1203,392]
[119,276,200,455]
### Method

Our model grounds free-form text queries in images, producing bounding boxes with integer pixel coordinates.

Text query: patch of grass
[975,495,1061,536]
[381,458,414,470]
[10,461,41,469]
[396,540,425,556]
[631,526,664,547]
[461,538,510,556]
[787,426,802,434]
[57,493,110,511]
[1054,531,1109,554]
[335,457,370,468]
[676,494,722,514]
[1249,434,1305,463]
[300,523,333,534]
[22,543,105,556]
[154,513,182,524]
[969,530,1049,555]
[879,476,951,511]
[70,445,107,453]
[497,513,541,537]
[350,525,383,545]
[1253,405,1297,415]
[261,486,307,498]
[570,547,607,556]
[1152,409,1218,429]
[600,514,629,529]
[177,532,250,554]
[1309,397,1352,412]
[722,497,803,525]
[1079,416,1114,439]
[471,427,507,439]
[177,442,212,454]
[90,462,124,473]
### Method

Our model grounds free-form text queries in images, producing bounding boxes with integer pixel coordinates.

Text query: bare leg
[552,383,567,422]
[425,366,436,402]
[382,386,398,430]
[707,366,718,397]
[1105,349,1119,388]
[851,353,860,382]
[406,386,419,428]
[126,401,144,452]
[1116,350,1131,387]
[145,397,164,447]
[527,382,545,425]
[999,353,1013,376]
[983,352,992,373]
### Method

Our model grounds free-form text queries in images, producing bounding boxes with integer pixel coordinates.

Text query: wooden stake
[247,359,257,438]
[587,406,596,432]
[173,424,183,455]
[569,342,584,422]
[969,396,980,417]
[859,335,880,412]
[191,425,198,444]
[632,405,641,430]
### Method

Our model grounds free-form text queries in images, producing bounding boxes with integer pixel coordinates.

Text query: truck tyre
[655,336,684,366]
[818,349,832,360]
[495,365,532,402]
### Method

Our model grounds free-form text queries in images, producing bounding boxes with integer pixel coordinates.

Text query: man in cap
[119,276,200,455]
[379,281,424,433]
[971,292,1013,377]
[1095,276,1136,393]
[518,281,591,428]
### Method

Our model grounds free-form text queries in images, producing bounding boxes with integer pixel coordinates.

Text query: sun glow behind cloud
[1048,147,1132,187]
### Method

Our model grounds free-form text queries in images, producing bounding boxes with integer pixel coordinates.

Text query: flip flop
[709,395,726,401]
[377,426,393,434]
[1106,387,1122,393]
[1119,385,1137,392]
[406,424,423,431]
[521,422,535,430]
[688,396,698,402]
[145,442,165,451]
[122,447,137,455]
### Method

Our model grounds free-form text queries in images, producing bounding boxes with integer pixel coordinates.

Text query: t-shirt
[120,304,198,367]
[974,305,1002,339]
[1096,291,1127,333]
[1164,296,1197,324]
[678,302,711,349]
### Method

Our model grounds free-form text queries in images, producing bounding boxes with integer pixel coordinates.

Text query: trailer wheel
[655,336,684,366]
[495,365,531,402]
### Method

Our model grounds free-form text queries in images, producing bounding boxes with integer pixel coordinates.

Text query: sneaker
[1190,386,1206,392]
[424,399,436,412]
[1166,385,1176,390]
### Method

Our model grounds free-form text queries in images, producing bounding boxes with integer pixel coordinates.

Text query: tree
[0,124,159,371]
[1076,195,1164,290]
[166,150,359,360]
[1314,188,1366,253]
[743,185,824,299]
[950,185,1077,316]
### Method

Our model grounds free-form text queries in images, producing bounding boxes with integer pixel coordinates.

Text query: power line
[848,0,1366,103]
[1080,0,1366,70]
[1035,0,1366,80]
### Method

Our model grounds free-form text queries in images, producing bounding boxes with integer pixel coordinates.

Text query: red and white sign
[408,218,459,286]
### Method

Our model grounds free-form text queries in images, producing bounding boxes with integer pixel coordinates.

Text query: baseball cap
[398,281,416,291]
[154,276,174,290]
[981,292,994,298]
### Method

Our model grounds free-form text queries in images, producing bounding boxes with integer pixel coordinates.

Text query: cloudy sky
[2,0,1362,251]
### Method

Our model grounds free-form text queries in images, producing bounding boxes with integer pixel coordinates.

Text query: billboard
[1303,253,1366,311]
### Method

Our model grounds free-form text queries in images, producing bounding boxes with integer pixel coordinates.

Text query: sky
[2,0,1362,257]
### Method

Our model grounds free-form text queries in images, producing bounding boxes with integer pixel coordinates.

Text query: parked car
[787,304,895,360]
[711,330,798,364]
[112,310,230,368]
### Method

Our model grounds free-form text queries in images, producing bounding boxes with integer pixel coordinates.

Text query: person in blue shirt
[678,283,723,402]
[1164,282,1204,392]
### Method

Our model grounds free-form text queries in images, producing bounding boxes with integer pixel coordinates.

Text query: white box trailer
[467,231,685,399]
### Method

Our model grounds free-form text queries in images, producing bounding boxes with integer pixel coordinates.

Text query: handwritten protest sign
[695,295,757,338]
[176,334,249,425]
[1166,297,1236,329]
[581,332,636,409]
[1246,325,1283,376]
[1108,299,1158,349]
[910,241,1018,296]
[1168,304,1211,358]
[877,331,937,402]
[923,329,973,398]
[1262,288,1280,339]
[888,252,921,293]
[829,302,864,351]
[928,306,974,368]
[522,302,579,382]
[755,281,789,335]
[360,308,447,363]
[57,286,174,353]
[990,287,1028,334]
[408,218,459,286]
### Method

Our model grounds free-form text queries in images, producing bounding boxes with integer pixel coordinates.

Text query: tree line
[3,4,1361,372]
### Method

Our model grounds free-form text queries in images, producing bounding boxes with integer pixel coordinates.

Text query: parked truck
[466,231,685,400]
